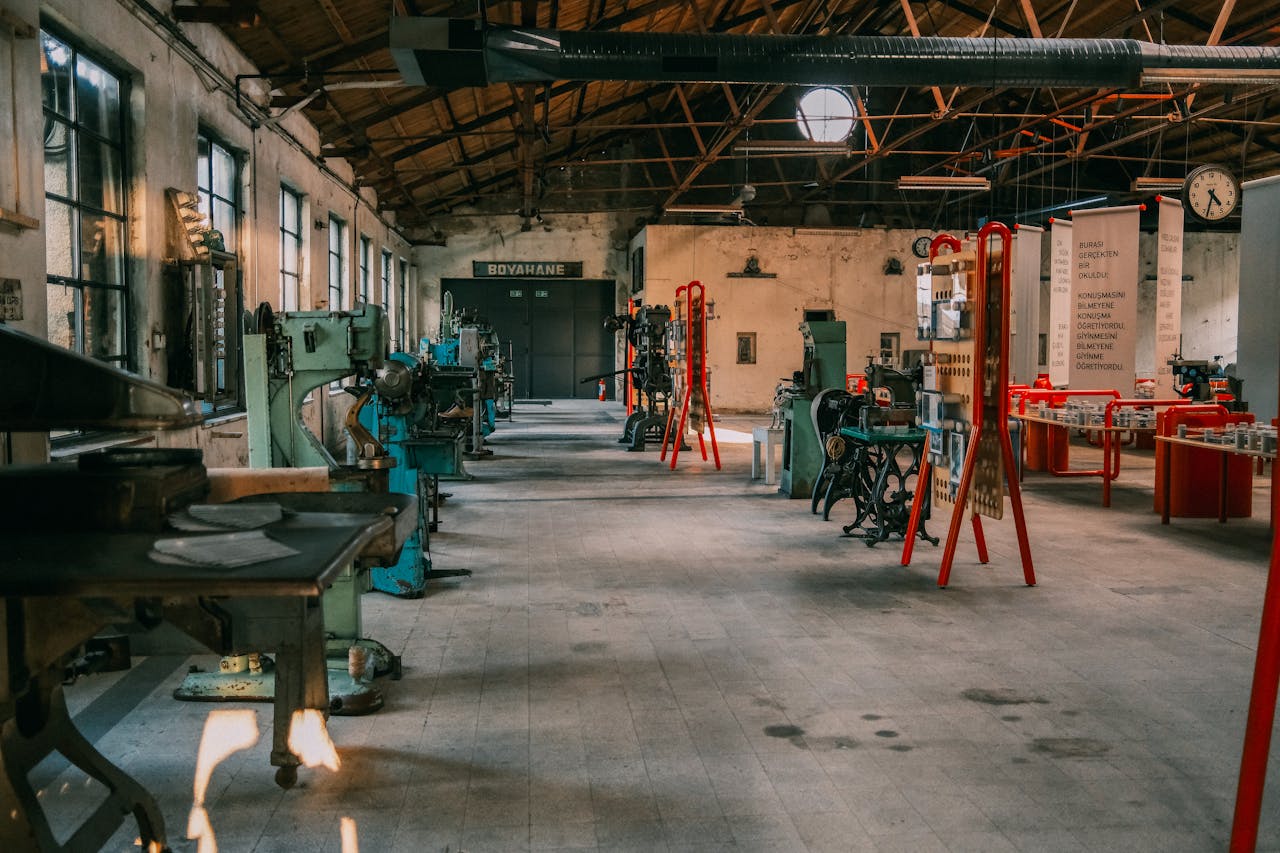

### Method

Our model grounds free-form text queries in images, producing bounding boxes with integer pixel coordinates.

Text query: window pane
[40,33,73,118]
[75,54,121,141]
[197,136,211,192]
[198,188,212,222]
[43,120,73,198]
[84,286,125,360]
[329,219,341,253]
[213,145,235,199]
[281,273,298,311]
[46,283,77,351]
[213,198,236,248]
[44,198,75,279]
[281,189,297,229]
[283,235,299,275]
[80,212,125,286]
[79,136,124,213]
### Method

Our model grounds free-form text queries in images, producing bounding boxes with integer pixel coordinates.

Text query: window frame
[328,214,347,311]
[358,234,372,304]
[380,248,392,311]
[196,129,240,253]
[398,257,409,351]
[40,24,133,367]
[279,184,302,311]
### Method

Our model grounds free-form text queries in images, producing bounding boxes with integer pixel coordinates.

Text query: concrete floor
[47,399,1280,851]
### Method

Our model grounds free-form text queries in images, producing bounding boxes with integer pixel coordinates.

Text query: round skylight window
[795,87,856,143]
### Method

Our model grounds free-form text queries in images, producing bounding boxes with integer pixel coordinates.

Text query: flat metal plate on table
[234,492,416,564]
[0,517,392,599]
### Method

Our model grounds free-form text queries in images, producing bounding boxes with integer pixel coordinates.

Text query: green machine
[175,303,405,715]
[779,319,847,498]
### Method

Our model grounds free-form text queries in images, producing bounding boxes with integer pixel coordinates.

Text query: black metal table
[0,507,395,853]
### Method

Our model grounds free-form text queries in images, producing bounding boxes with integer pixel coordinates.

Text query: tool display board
[922,248,1005,521]
[904,224,1035,588]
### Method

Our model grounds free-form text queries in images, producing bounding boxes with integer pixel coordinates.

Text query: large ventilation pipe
[391,18,1280,91]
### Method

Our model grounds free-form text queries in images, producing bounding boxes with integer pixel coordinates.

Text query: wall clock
[1183,164,1240,223]
[911,235,933,258]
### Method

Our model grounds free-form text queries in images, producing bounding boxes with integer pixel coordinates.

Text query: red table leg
[1161,442,1172,525]
[1220,454,1230,523]
[1103,430,1112,507]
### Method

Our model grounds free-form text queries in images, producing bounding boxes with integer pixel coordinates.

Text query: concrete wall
[1238,177,1280,423]
[1135,231,1240,376]
[638,225,920,412]
[0,0,413,465]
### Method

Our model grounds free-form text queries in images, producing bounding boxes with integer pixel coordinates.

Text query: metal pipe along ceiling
[390,18,1280,90]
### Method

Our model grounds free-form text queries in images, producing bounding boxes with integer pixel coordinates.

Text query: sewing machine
[174,304,407,715]
[1169,353,1247,412]
[0,324,413,851]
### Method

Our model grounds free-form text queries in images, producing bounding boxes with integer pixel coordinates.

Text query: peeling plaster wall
[0,0,49,462]
[2,0,412,466]
[410,212,632,347]
[638,225,920,412]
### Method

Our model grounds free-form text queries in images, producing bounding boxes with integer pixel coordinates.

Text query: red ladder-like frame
[901,224,1035,588]
[660,280,721,470]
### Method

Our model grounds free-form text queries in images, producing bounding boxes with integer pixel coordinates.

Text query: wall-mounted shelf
[0,206,39,231]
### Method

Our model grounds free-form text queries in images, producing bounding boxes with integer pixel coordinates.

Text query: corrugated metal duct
[391,18,1280,90]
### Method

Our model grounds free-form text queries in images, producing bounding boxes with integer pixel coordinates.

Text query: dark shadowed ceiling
[175,0,1280,233]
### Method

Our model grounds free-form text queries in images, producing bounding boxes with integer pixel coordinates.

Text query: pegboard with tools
[903,226,1034,588]
[916,248,1005,521]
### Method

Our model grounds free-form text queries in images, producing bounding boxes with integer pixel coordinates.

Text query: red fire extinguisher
[598,379,607,401]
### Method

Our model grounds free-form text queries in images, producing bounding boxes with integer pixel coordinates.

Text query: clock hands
[1206,188,1223,212]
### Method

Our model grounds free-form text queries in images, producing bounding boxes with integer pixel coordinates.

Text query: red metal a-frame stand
[661,280,720,470]
[1230,415,1280,850]
[901,223,1035,588]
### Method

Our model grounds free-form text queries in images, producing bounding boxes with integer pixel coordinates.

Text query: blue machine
[360,351,471,597]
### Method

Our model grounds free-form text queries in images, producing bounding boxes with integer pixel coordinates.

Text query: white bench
[752,426,784,485]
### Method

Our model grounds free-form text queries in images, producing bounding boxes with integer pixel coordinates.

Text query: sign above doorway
[472,261,583,278]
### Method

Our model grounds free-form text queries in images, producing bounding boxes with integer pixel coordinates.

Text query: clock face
[911,235,933,258]
[1183,165,1239,222]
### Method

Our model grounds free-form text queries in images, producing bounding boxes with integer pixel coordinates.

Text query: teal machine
[431,298,507,455]
[175,303,403,714]
[359,350,471,597]
[780,319,847,498]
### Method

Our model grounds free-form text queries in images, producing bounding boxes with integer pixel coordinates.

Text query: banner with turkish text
[1048,222,1072,387]
[1155,197,1184,398]
[1068,206,1141,393]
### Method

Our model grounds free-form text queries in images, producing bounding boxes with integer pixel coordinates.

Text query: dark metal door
[440,278,614,399]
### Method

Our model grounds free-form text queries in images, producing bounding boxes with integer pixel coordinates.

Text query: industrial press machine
[779,318,847,497]
[359,350,472,597]
[605,304,678,452]
[175,303,406,714]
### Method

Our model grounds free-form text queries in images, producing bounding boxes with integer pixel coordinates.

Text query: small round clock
[1183,164,1239,223]
[911,235,933,258]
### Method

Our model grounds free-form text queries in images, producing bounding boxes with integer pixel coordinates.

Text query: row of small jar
[1179,423,1278,454]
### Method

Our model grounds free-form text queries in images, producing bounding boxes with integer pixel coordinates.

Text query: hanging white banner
[1011,225,1043,385]
[1068,205,1141,392]
[1048,221,1072,387]
[1155,197,1184,398]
